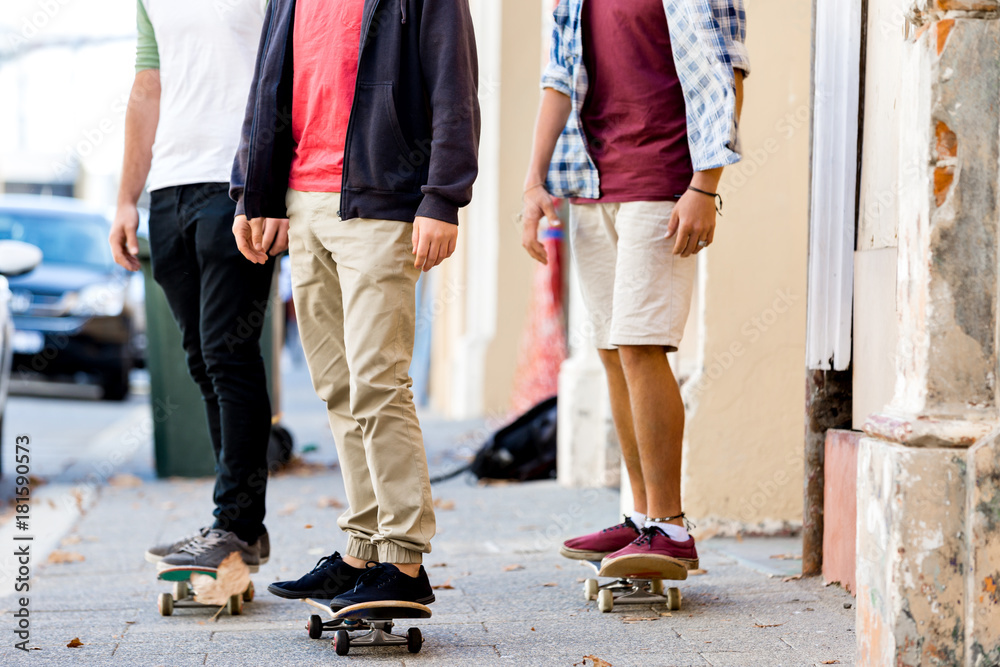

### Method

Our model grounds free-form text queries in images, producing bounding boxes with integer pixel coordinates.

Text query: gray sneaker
[144,526,211,564]
[157,529,261,574]
[255,531,271,565]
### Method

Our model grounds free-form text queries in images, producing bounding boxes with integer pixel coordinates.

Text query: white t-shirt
[138,0,266,191]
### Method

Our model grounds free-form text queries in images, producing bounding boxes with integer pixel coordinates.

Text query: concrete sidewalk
[0,367,855,666]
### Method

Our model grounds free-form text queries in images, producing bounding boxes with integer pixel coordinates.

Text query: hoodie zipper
[338,0,384,217]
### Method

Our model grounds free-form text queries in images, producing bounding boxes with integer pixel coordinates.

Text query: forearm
[734,69,744,122]
[117,69,161,207]
[524,88,572,188]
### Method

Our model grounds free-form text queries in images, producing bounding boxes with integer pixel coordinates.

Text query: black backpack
[468,396,558,481]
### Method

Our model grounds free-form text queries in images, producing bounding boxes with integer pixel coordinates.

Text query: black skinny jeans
[149,183,273,543]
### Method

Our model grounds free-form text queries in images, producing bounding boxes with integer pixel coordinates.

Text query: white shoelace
[178,530,225,556]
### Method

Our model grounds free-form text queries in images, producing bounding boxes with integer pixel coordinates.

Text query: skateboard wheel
[667,587,681,611]
[597,588,614,613]
[227,593,244,615]
[308,615,324,639]
[584,579,599,601]
[243,581,255,603]
[172,581,189,601]
[650,579,664,595]
[157,592,174,616]
[407,627,422,654]
[334,629,350,656]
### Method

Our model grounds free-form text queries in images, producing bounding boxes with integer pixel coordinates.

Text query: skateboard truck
[583,560,682,613]
[156,570,254,616]
[304,599,428,656]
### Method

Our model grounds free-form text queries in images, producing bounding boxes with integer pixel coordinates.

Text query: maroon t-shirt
[573,0,693,204]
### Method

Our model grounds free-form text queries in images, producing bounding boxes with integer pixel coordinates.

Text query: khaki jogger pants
[285,189,435,564]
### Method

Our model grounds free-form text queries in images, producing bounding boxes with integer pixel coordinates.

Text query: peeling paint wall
[856,0,1000,663]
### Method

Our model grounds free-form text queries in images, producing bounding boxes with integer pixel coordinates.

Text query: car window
[0,210,114,271]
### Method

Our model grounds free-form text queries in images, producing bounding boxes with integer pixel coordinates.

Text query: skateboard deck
[303,599,430,655]
[582,560,683,613]
[155,567,254,617]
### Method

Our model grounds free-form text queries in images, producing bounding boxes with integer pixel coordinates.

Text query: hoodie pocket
[346,81,422,193]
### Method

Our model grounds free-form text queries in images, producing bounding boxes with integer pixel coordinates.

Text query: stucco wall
[430,0,540,418]
[680,0,812,531]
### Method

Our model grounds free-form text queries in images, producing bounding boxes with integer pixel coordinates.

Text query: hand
[412,216,458,272]
[665,189,717,257]
[233,215,268,264]
[261,218,289,256]
[520,184,559,265]
[110,203,141,271]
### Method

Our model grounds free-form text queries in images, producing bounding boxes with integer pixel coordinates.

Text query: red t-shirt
[573,0,693,204]
[288,0,365,192]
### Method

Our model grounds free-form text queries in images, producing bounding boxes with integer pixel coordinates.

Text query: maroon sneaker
[559,516,642,561]
[599,526,698,580]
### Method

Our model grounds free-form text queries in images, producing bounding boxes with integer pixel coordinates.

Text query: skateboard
[582,559,683,613]
[156,567,254,616]
[303,598,430,656]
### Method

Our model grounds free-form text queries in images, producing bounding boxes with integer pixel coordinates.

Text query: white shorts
[568,200,697,351]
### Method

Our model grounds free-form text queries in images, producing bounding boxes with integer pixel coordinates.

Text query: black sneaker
[330,562,435,609]
[267,552,365,600]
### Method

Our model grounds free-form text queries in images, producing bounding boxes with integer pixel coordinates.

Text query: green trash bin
[138,236,283,477]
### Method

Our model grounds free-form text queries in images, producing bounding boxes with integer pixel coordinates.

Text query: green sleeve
[135,0,159,72]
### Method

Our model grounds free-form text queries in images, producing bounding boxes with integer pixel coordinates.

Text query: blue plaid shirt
[542,0,750,199]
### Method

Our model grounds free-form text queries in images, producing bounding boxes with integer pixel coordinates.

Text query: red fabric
[288,0,365,192]
[509,231,566,417]
[573,0,693,204]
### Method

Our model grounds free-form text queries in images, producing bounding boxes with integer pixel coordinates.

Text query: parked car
[0,195,140,400]
[0,240,43,447]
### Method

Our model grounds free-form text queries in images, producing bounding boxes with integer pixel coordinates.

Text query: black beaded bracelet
[687,186,723,215]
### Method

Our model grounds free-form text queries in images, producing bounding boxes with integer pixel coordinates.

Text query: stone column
[856,3,1000,665]
[556,252,620,488]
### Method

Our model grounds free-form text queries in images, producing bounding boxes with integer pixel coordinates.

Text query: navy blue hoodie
[231,0,481,225]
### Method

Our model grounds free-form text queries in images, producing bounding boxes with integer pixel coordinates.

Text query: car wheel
[101,354,130,401]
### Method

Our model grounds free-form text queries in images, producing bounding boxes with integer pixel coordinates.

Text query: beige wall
[429,0,541,418]
[680,0,812,531]
[852,0,903,427]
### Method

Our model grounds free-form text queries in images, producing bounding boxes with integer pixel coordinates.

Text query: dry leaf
[71,489,85,514]
[304,524,313,529]
[191,552,250,607]
[503,564,524,572]
[317,496,343,509]
[60,535,82,546]
[542,582,558,587]
[754,623,783,628]
[820,661,841,665]
[431,563,448,568]
[621,616,657,623]
[66,638,84,648]
[277,502,298,516]
[689,568,708,576]
[782,574,805,583]
[576,656,613,667]
[108,474,143,488]
[433,498,455,511]
[432,579,454,590]
[770,553,802,560]
[658,611,672,617]
[47,550,85,564]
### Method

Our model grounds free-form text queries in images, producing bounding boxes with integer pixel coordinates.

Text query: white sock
[648,521,690,542]
[628,511,647,528]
